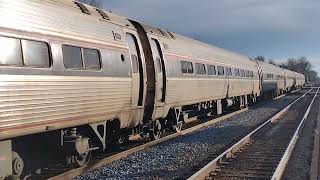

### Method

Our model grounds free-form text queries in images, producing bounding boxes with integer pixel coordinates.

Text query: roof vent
[167,31,175,39]
[75,1,90,14]
[157,28,167,36]
[96,8,110,20]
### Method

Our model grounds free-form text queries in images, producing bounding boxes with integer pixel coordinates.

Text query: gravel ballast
[76,92,304,180]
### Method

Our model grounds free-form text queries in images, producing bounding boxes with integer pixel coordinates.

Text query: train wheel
[150,120,162,140]
[116,135,129,145]
[75,149,91,167]
[173,121,183,133]
[11,151,24,180]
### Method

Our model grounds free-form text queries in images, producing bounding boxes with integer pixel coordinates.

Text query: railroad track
[188,87,319,180]
[42,105,249,179]
[31,90,301,180]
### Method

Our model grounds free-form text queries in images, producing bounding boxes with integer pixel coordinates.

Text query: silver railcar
[0,0,305,178]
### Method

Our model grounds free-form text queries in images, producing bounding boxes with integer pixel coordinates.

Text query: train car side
[0,0,307,179]
[0,0,149,178]
[144,28,261,127]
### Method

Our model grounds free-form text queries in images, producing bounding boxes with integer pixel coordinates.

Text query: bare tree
[306,70,319,82]
[268,59,277,66]
[280,57,317,82]
[280,57,312,74]
[254,56,265,62]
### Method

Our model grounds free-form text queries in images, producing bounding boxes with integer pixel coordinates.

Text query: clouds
[99,0,320,71]
[103,0,320,33]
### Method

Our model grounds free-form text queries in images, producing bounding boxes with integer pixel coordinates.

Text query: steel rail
[188,88,314,180]
[271,87,319,180]
[310,97,320,180]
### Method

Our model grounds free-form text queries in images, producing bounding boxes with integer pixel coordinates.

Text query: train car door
[150,39,165,104]
[126,32,145,127]
[149,38,166,119]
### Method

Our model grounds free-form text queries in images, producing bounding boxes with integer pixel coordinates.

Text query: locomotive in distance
[0,0,304,179]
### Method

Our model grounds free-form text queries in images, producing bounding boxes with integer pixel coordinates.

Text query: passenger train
[0,0,305,179]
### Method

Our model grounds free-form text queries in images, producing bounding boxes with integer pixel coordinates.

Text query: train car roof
[294,71,305,78]
[0,0,135,48]
[0,0,308,77]
[283,68,296,77]
[140,23,256,69]
[257,61,304,78]
[256,60,285,75]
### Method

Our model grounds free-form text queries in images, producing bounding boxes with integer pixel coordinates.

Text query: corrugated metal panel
[165,77,258,107]
[165,78,227,105]
[161,33,256,70]
[0,0,131,47]
[228,79,259,97]
[0,75,131,130]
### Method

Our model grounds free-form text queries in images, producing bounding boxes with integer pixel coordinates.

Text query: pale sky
[95,0,320,73]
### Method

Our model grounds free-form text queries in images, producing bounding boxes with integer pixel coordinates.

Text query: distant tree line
[254,56,319,82]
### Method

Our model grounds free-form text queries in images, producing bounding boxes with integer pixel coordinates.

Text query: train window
[234,69,240,77]
[63,45,82,69]
[181,61,188,73]
[267,74,274,79]
[226,67,232,77]
[22,40,50,68]
[131,55,139,73]
[207,65,216,75]
[96,8,110,20]
[250,71,254,77]
[187,62,193,74]
[217,66,225,76]
[201,64,206,74]
[75,2,90,14]
[245,70,250,77]
[196,63,206,75]
[0,36,23,66]
[83,48,101,70]
[240,70,245,77]
[156,57,162,73]
[195,63,200,74]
